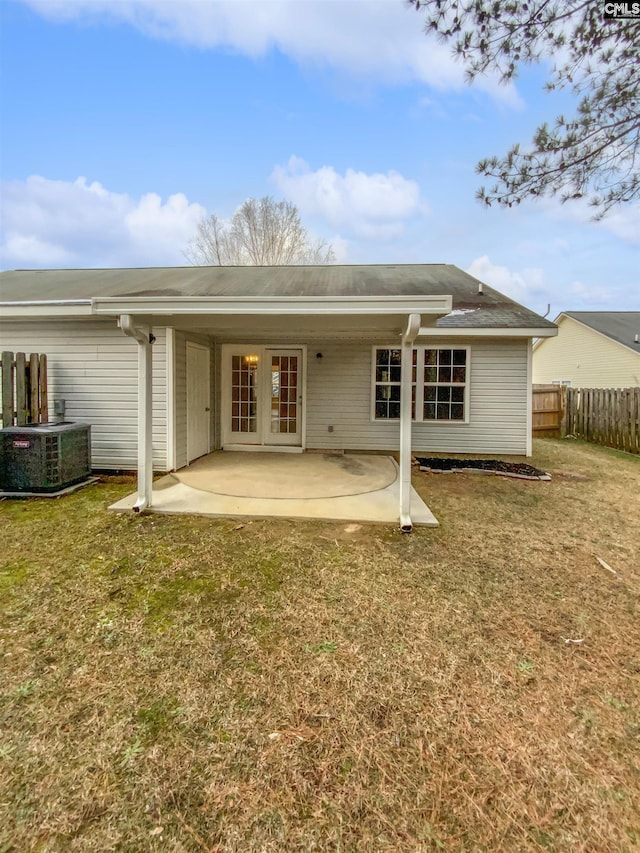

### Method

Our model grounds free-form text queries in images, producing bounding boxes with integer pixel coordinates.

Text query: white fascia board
[0,301,92,317]
[418,326,558,338]
[91,294,453,316]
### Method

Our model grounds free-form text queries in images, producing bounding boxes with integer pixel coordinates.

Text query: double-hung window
[372,346,469,422]
[373,348,416,420]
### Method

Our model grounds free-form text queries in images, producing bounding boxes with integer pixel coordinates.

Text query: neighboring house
[533,311,640,389]
[1,264,556,513]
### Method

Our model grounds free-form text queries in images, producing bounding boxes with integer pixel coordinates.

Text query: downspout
[120,314,155,512]
[399,313,421,532]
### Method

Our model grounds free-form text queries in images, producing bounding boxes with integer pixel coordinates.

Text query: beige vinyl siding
[0,319,168,470]
[533,316,640,388]
[173,331,214,469]
[305,338,529,455]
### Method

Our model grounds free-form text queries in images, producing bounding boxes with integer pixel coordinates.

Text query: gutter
[0,299,93,318]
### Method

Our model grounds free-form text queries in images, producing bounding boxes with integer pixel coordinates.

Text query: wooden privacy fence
[1,351,49,428]
[532,385,564,437]
[565,386,640,455]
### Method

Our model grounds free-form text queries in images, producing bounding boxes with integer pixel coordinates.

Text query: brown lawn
[1,439,639,852]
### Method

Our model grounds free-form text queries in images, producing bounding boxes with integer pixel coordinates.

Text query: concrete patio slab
[109,452,438,527]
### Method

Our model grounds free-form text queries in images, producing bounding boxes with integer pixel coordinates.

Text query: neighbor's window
[373,346,468,422]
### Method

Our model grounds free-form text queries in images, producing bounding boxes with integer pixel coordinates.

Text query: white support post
[399,313,421,532]
[120,314,154,512]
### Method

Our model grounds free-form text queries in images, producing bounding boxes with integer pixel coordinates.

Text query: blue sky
[1,0,638,316]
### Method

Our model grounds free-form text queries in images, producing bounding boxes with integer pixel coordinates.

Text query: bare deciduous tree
[185,196,335,265]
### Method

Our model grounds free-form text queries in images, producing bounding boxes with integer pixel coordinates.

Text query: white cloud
[466,255,546,304]
[593,204,640,246]
[22,0,519,103]
[539,196,640,247]
[271,156,426,239]
[0,175,206,268]
[328,234,350,263]
[569,280,616,305]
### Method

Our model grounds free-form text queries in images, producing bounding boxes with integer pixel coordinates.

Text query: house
[533,311,640,388]
[0,264,556,524]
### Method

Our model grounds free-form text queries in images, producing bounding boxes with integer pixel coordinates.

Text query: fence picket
[15,352,27,425]
[0,352,49,427]
[29,353,39,425]
[1,351,13,428]
[39,354,48,423]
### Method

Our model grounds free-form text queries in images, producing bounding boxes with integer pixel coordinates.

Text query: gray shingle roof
[563,311,640,354]
[0,264,556,329]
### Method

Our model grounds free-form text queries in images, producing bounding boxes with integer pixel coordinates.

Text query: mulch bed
[415,457,551,480]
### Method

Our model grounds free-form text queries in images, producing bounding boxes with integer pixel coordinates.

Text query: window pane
[375,401,388,419]
[376,366,390,382]
[389,402,400,419]
[420,346,467,422]
[389,349,402,365]
[389,365,401,383]
[389,385,401,402]
[424,386,436,402]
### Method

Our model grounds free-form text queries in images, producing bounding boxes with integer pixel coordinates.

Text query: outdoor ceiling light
[244,354,259,364]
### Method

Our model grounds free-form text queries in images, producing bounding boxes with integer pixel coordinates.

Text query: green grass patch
[0,442,639,852]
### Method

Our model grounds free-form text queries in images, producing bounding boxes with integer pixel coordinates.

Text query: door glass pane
[231,355,258,433]
[271,355,298,434]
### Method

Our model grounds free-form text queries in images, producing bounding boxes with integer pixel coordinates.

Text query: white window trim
[370,344,471,424]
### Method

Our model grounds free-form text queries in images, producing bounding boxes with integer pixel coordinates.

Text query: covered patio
[109,450,438,526]
[93,279,453,530]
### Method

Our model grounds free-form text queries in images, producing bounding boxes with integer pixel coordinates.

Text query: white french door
[266,350,302,446]
[222,346,304,448]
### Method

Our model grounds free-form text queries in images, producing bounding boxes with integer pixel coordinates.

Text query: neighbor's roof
[561,311,640,354]
[0,264,555,329]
